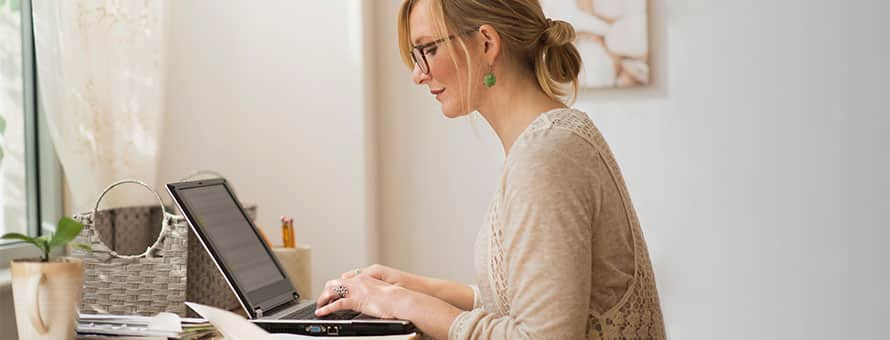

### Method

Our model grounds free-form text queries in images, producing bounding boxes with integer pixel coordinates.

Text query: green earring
[484,66,496,88]
[484,72,496,88]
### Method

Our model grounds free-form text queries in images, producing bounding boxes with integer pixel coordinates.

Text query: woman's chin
[441,105,470,119]
[442,112,463,119]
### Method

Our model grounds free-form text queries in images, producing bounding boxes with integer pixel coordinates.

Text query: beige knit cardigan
[448,108,666,339]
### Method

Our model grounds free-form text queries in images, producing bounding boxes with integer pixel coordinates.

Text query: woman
[314,0,666,338]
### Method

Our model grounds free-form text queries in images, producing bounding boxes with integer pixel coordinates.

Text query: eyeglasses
[410,28,478,75]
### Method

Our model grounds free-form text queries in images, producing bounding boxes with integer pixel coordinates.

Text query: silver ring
[354,268,362,276]
[333,285,348,299]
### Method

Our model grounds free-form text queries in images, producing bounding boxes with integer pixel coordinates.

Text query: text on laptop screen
[178,184,284,292]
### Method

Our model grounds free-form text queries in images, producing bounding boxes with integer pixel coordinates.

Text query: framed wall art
[540,0,650,88]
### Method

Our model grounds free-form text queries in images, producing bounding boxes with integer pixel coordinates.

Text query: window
[0,0,27,242]
[0,0,62,266]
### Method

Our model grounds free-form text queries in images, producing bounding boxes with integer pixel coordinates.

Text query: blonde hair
[398,0,582,107]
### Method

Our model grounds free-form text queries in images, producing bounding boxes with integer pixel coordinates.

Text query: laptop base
[252,319,417,336]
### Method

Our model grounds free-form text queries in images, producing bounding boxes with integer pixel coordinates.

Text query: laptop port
[305,325,326,334]
[327,326,340,335]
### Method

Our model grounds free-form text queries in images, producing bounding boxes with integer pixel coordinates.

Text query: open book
[185,302,418,340]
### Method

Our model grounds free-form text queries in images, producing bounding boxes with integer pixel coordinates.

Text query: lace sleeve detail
[448,309,484,340]
[469,284,482,310]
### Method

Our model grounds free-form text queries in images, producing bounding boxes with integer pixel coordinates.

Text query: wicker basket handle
[89,179,170,259]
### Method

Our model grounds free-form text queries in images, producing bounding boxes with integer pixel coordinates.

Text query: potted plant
[2,217,91,340]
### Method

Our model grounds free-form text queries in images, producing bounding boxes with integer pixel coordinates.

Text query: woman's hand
[315,275,412,319]
[341,264,476,311]
[316,272,466,339]
[339,264,409,286]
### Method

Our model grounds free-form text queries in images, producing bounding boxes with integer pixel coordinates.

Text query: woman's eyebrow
[413,35,432,45]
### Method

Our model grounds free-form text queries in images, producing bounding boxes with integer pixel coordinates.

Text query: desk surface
[218,333,421,340]
[77,333,420,340]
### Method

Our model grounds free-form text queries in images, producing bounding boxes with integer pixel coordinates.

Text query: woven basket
[71,180,188,316]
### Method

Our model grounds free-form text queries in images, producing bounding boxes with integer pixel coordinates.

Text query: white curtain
[32,0,167,212]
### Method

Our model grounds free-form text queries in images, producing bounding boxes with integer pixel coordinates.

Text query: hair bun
[542,19,575,47]
[534,17,582,98]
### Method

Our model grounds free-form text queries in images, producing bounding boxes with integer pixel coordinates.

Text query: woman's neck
[477,71,566,155]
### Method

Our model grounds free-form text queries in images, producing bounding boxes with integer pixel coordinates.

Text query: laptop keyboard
[285,303,364,320]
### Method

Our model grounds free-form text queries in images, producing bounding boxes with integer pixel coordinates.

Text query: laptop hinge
[261,292,301,317]
[255,307,263,318]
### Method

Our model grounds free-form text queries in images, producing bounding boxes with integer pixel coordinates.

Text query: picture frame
[540,0,650,88]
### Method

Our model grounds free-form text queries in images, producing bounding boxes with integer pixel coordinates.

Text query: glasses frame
[411,28,479,75]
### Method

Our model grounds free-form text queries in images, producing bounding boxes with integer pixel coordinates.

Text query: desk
[218,334,420,340]
[75,330,421,339]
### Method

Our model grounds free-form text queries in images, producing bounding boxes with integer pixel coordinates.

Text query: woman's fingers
[340,267,365,279]
[316,290,334,308]
[338,265,393,283]
[316,279,343,307]
[315,297,355,316]
[313,275,405,320]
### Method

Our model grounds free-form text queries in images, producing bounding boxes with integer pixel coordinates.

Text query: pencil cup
[272,245,312,298]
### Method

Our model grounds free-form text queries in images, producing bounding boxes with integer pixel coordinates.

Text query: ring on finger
[333,285,348,299]
[353,268,362,276]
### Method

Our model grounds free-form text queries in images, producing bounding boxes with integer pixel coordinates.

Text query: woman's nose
[412,63,430,85]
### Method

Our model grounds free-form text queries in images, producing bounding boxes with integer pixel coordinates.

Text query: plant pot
[10,257,84,340]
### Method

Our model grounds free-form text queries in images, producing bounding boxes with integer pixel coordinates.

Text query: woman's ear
[478,24,501,65]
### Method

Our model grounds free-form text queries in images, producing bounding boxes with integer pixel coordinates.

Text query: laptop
[166,179,416,336]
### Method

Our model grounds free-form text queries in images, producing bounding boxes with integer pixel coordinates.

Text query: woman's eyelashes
[424,46,438,57]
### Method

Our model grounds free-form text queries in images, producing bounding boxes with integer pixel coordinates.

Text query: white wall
[374,0,890,339]
[371,1,504,284]
[158,0,374,297]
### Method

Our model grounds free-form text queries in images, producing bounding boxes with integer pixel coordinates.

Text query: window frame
[0,0,63,268]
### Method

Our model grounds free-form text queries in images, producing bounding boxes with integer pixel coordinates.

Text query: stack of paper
[77,312,216,339]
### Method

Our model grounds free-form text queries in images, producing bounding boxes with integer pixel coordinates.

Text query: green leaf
[50,217,84,249]
[1,232,43,250]
[72,243,92,252]
[1,232,33,242]
[0,115,6,135]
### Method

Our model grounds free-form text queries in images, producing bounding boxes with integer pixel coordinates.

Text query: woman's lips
[430,88,445,99]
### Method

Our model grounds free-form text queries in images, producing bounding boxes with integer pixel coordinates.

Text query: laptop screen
[168,179,297,314]
[179,184,283,289]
